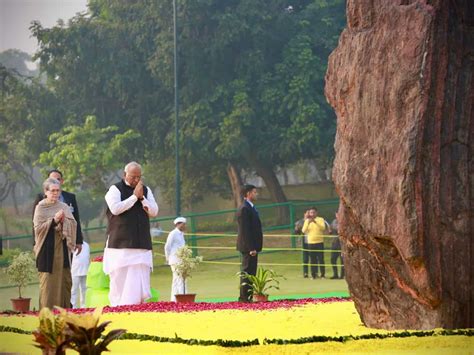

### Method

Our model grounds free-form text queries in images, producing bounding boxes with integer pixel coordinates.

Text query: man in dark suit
[236,184,263,302]
[33,169,83,254]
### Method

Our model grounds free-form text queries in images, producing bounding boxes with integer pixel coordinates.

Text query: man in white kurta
[71,240,90,308]
[103,162,158,306]
[164,217,186,301]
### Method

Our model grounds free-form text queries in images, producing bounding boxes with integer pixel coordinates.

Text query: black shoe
[330,276,338,280]
[303,274,308,278]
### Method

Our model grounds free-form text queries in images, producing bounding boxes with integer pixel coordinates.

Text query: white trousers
[109,264,151,306]
[170,265,186,302]
[71,275,87,308]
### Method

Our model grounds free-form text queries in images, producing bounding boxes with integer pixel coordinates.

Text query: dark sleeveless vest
[106,180,152,250]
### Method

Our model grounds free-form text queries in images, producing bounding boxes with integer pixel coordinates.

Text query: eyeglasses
[49,189,61,193]
[127,174,142,180]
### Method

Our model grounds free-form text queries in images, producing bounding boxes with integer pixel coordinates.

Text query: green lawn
[0,250,348,311]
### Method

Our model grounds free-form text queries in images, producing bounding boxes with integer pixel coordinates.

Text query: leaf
[98,328,127,350]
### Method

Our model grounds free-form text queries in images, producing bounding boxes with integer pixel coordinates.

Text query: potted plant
[238,267,284,302]
[173,245,203,303]
[33,307,126,355]
[5,251,36,312]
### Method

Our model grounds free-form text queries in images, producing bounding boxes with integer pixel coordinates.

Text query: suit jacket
[236,200,263,253]
[33,190,83,245]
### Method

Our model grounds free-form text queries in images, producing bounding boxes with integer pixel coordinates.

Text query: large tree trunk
[226,162,243,208]
[11,183,19,215]
[0,180,13,203]
[325,0,473,329]
[248,157,289,224]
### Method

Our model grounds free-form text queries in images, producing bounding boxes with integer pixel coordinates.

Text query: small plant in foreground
[33,307,126,355]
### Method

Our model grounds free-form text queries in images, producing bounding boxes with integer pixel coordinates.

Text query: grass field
[0,247,348,310]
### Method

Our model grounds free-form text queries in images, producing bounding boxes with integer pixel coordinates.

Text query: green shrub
[0,248,22,267]
[5,252,36,298]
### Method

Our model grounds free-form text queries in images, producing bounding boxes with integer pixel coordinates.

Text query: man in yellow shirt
[302,207,330,279]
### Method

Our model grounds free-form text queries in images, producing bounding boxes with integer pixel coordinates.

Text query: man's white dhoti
[103,246,153,306]
[170,265,186,302]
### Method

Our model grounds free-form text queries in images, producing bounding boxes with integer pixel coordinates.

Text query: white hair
[43,178,61,192]
[124,161,142,173]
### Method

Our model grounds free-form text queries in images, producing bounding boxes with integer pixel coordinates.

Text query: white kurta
[103,183,159,306]
[164,228,186,301]
[71,241,90,308]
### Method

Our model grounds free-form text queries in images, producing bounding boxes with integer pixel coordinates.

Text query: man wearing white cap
[164,217,187,301]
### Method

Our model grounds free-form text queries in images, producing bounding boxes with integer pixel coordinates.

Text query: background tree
[37,115,140,227]
[150,0,345,218]
[30,5,170,156]
[30,0,345,215]
[38,115,140,194]
[0,49,39,77]
[0,65,62,209]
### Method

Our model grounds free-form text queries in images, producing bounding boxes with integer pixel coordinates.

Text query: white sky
[0,0,88,55]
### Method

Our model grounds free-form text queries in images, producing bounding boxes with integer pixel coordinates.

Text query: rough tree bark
[11,183,19,215]
[325,0,473,329]
[226,162,243,208]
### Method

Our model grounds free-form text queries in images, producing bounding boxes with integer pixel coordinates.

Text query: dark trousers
[302,241,309,276]
[331,252,345,278]
[239,252,258,302]
[308,242,325,277]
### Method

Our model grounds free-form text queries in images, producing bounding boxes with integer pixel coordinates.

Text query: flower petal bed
[1,298,472,354]
[24,296,348,315]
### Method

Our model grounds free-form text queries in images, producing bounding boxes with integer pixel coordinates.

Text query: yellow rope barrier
[152,232,344,267]
[153,253,339,267]
[158,230,339,238]
[152,241,341,253]
[199,261,340,267]
[155,253,342,267]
